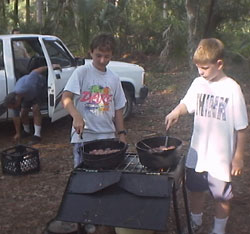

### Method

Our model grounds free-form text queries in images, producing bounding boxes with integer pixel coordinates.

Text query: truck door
[42,38,77,122]
[0,39,7,119]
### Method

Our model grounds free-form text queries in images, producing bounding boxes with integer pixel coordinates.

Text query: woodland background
[0,0,250,75]
[1,1,250,233]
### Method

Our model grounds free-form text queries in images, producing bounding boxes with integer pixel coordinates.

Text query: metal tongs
[141,131,170,154]
[164,130,169,148]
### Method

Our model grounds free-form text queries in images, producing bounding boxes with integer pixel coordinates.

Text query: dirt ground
[0,63,250,234]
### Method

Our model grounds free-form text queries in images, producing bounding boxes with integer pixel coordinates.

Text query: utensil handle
[164,131,169,147]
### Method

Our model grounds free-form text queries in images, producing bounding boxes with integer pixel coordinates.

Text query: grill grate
[75,153,173,175]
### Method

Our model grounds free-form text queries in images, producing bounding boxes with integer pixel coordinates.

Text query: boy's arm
[231,128,248,176]
[114,108,126,143]
[165,103,188,130]
[32,64,61,74]
[61,91,85,135]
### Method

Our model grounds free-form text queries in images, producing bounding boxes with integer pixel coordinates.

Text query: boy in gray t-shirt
[62,33,127,168]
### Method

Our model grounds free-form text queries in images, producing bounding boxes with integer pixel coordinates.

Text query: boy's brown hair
[90,33,116,53]
[193,38,224,64]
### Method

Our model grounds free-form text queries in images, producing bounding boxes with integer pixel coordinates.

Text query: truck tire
[123,89,133,120]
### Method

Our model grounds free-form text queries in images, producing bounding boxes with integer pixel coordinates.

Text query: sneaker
[29,135,41,145]
[84,224,96,233]
[183,220,203,234]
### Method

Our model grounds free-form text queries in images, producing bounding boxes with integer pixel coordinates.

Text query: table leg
[172,182,182,234]
[182,174,192,234]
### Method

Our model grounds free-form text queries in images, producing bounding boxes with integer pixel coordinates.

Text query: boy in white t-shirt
[165,38,248,234]
[61,33,127,168]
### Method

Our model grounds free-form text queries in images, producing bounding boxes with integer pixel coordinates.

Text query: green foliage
[0,0,250,63]
[76,0,102,55]
[219,19,250,60]
[123,0,167,54]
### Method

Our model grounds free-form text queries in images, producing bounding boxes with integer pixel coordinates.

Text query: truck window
[12,38,46,79]
[43,39,74,68]
[0,40,4,70]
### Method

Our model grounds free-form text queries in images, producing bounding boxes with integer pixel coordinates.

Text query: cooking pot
[82,138,128,169]
[136,136,182,169]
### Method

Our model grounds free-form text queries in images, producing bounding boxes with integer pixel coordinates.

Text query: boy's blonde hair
[193,38,224,64]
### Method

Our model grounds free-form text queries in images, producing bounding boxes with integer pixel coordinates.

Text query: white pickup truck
[0,34,148,121]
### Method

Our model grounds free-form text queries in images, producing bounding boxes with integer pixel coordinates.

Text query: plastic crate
[1,145,40,175]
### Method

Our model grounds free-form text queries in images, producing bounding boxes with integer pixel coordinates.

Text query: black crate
[1,145,40,175]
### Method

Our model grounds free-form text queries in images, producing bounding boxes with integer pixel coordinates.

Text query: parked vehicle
[0,34,148,121]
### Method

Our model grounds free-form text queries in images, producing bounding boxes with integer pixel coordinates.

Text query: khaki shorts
[186,168,233,201]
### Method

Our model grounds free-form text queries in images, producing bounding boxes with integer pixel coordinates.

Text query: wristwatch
[117,130,127,135]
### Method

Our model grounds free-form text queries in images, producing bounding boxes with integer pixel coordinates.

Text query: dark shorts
[13,97,42,117]
[186,168,233,201]
[21,97,41,109]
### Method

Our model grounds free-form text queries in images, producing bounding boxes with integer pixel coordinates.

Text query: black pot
[136,136,182,169]
[82,139,128,169]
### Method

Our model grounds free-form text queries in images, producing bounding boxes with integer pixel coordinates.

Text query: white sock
[212,216,228,234]
[191,212,203,226]
[34,125,41,137]
[23,124,30,133]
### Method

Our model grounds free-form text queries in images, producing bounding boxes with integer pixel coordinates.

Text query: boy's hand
[118,134,127,144]
[231,157,244,176]
[165,110,180,130]
[72,113,85,136]
[165,103,187,130]
[52,64,62,71]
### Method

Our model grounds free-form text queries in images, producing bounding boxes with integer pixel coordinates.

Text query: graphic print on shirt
[196,93,229,121]
[80,85,112,115]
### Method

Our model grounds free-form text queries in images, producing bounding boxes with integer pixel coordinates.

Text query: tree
[13,0,19,27]
[26,0,30,24]
[0,0,7,33]
[36,0,43,25]
[185,0,250,74]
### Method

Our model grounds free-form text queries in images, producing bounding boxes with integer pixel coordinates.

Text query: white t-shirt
[181,76,248,182]
[64,63,126,143]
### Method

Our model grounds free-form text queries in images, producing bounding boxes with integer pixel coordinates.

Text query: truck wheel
[123,90,133,120]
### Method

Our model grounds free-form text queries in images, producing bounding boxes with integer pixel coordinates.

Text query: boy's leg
[211,201,229,234]
[32,104,42,127]
[215,200,230,219]
[21,107,31,133]
[73,143,84,168]
[212,203,229,234]
[207,173,232,234]
[29,104,42,144]
[189,191,206,215]
[185,168,208,232]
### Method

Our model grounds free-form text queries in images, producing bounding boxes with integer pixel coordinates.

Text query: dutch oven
[136,136,182,169]
[82,138,128,169]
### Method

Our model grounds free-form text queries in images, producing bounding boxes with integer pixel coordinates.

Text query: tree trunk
[36,0,43,25]
[14,0,19,27]
[0,0,7,33]
[185,0,202,75]
[26,0,30,24]
[0,0,5,18]
[163,0,167,19]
